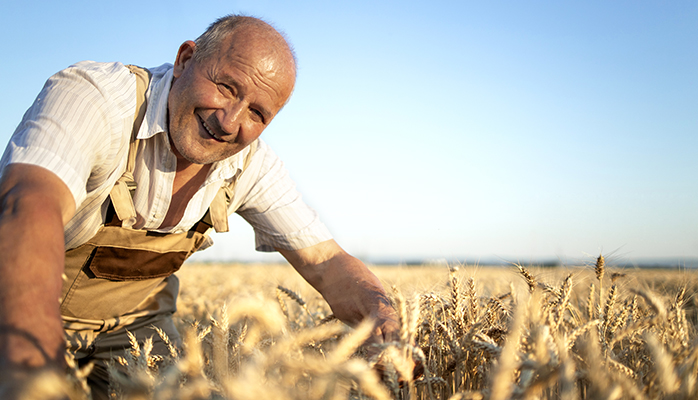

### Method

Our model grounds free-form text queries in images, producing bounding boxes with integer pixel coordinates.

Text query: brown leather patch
[87,247,186,281]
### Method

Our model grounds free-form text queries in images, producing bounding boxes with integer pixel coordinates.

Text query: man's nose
[217,101,245,135]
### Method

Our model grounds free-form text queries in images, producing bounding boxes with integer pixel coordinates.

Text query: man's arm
[277,240,399,345]
[0,164,75,369]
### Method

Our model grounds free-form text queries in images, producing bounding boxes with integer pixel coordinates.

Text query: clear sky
[1,1,696,266]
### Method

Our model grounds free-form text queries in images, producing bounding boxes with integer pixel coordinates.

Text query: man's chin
[171,142,211,165]
[176,144,243,166]
[179,150,220,165]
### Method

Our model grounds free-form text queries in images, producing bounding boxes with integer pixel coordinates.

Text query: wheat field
[15,257,698,399]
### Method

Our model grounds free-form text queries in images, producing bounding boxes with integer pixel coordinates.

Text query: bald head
[193,15,296,79]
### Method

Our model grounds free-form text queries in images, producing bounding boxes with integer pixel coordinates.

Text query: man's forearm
[279,241,398,333]
[312,252,395,326]
[0,166,74,369]
[0,197,68,368]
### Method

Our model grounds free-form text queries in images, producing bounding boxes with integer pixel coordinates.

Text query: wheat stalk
[645,332,680,394]
[515,263,536,293]
[595,254,605,282]
[488,294,526,400]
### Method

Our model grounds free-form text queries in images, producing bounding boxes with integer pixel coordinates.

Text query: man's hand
[277,240,399,349]
[0,164,75,369]
[278,240,423,383]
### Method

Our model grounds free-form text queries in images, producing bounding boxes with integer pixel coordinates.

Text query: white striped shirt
[0,61,332,253]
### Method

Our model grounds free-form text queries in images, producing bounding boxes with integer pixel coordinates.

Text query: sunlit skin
[167,28,295,166]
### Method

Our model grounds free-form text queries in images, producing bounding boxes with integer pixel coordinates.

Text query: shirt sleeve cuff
[253,220,333,252]
[4,143,87,207]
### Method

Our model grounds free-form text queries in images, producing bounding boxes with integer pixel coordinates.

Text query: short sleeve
[232,140,333,252]
[0,62,135,208]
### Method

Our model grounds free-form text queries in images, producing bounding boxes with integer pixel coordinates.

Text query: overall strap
[206,139,259,233]
[109,65,151,226]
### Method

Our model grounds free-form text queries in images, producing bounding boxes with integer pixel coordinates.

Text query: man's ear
[173,40,196,78]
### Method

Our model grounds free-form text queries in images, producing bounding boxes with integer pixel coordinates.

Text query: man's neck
[159,160,212,229]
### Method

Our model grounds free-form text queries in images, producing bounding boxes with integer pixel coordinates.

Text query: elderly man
[0,15,398,397]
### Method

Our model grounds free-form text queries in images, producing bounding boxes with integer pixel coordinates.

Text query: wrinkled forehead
[205,34,294,109]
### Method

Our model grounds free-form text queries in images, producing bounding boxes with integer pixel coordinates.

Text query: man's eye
[218,83,234,95]
[251,109,265,123]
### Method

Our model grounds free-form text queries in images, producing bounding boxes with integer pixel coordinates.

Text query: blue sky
[1,1,696,265]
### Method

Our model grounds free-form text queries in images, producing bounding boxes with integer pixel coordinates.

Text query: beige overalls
[59,66,256,398]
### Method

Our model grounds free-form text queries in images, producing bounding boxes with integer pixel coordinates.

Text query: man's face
[168,34,295,165]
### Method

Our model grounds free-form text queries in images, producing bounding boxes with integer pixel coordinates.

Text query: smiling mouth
[199,115,225,142]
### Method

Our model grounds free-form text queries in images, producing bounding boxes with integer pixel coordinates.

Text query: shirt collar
[137,63,172,140]
[136,63,247,183]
